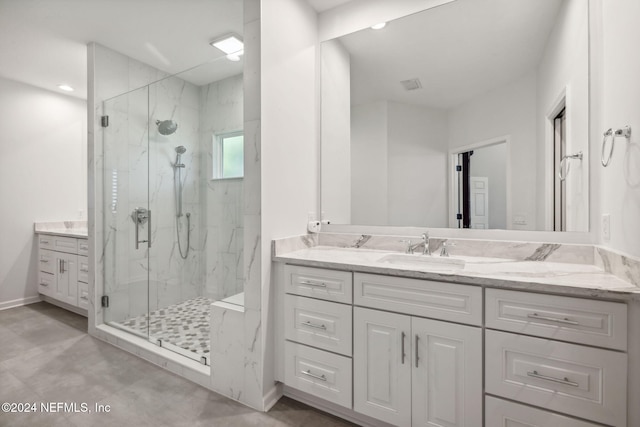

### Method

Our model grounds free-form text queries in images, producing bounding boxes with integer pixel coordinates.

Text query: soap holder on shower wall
[601,126,632,167]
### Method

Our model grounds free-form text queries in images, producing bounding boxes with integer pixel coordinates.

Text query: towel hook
[602,126,632,167]
[558,151,583,181]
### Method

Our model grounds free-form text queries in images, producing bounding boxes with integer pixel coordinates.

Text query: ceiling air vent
[400,78,422,91]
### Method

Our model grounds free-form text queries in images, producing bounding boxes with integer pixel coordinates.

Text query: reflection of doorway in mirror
[450,137,509,230]
[553,108,566,231]
[470,177,489,229]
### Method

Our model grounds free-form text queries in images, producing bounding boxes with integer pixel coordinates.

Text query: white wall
[351,101,388,224]
[259,0,318,408]
[0,77,86,309]
[536,0,589,232]
[597,0,640,258]
[387,101,448,226]
[448,71,538,230]
[321,39,351,223]
[470,143,507,229]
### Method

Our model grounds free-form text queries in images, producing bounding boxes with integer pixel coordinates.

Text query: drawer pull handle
[40,282,49,287]
[302,321,327,330]
[301,370,327,381]
[40,259,49,263]
[41,240,50,244]
[527,313,579,325]
[300,280,327,288]
[527,370,579,387]
[401,331,406,364]
[80,267,89,272]
[415,334,420,368]
[80,295,89,301]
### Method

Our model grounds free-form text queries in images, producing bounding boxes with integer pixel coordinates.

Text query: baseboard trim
[264,383,283,411]
[40,296,88,317]
[283,386,394,427]
[0,295,42,311]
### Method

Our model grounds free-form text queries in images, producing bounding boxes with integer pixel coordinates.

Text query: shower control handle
[132,208,151,250]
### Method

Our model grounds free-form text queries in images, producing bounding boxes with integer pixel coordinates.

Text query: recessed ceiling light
[371,22,386,30]
[58,84,74,92]
[210,34,244,55]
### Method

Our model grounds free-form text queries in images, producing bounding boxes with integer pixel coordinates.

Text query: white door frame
[448,135,511,229]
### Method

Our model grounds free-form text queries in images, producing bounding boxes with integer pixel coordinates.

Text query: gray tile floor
[0,302,355,427]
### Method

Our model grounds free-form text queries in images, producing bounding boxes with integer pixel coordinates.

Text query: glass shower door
[102,85,151,341]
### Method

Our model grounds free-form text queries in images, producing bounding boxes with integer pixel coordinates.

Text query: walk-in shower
[173,145,191,259]
[101,60,245,365]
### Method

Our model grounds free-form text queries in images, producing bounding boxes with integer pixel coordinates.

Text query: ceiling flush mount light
[57,84,74,92]
[371,22,387,30]
[210,34,244,61]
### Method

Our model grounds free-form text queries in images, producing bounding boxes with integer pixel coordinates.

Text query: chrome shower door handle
[134,211,140,249]
[132,207,151,249]
[147,210,152,248]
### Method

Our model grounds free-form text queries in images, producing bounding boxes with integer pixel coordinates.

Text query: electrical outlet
[602,214,611,241]
[307,221,321,233]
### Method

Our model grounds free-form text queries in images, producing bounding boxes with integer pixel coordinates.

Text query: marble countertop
[34,221,88,238]
[274,246,640,301]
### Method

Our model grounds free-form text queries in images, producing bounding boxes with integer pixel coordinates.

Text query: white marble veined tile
[210,302,244,399]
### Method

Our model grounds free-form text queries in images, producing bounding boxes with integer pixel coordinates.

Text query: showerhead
[156,119,178,136]
[173,145,187,168]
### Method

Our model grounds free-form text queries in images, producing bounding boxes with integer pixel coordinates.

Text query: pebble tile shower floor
[116,296,214,359]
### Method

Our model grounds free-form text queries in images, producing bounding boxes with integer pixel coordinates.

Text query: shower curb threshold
[94,324,211,388]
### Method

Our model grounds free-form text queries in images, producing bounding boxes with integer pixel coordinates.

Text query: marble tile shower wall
[199,74,244,300]
[102,68,205,322]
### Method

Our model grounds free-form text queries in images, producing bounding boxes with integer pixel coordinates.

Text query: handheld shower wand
[172,145,190,259]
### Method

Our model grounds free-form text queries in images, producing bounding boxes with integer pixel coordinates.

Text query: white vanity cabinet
[37,234,89,315]
[485,289,628,427]
[283,265,354,409]
[353,274,482,427]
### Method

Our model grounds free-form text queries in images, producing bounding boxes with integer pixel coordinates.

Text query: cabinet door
[412,317,482,427]
[354,307,411,427]
[55,253,78,306]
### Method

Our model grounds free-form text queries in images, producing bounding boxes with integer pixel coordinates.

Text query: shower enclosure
[101,62,244,364]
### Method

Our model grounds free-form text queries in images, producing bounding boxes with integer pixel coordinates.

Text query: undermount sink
[378,253,465,270]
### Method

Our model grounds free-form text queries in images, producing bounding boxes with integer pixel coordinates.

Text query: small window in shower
[213,131,244,179]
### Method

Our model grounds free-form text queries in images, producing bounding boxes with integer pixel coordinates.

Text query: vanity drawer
[486,289,627,350]
[77,256,89,284]
[354,273,482,326]
[38,249,55,274]
[284,341,352,409]
[38,272,55,297]
[285,265,352,304]
[486,330,627,427]
[38,235,55,250]
[285,294,352,356]
[77,239,89,256]
[485,396,601,427]
[38,235,78,254]
[78,281,89,310]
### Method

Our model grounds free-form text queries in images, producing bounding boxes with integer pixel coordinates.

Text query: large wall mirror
[321,0,589,232]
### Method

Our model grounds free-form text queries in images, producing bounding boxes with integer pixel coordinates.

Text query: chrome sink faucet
[422,232,431,256]
[401,232,431,255]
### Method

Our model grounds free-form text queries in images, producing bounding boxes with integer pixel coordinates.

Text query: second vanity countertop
[274,245,640,301]
[34,221,88,239]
